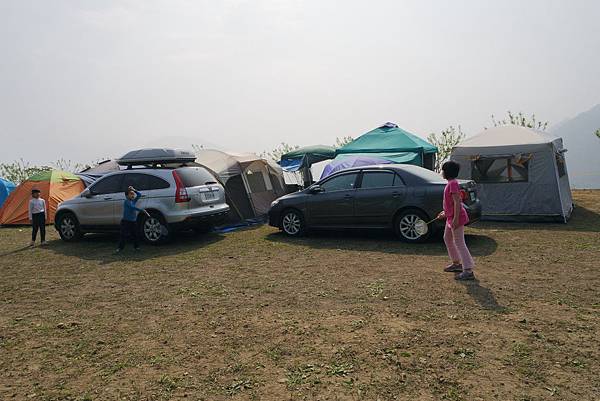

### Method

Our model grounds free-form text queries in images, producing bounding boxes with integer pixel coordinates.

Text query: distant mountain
[550,104,600,189]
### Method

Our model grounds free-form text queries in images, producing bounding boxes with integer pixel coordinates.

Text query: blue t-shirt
[122,191,143,222]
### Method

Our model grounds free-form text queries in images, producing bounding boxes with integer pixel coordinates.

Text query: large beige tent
[451,125,573,222]
[195,150,286,221]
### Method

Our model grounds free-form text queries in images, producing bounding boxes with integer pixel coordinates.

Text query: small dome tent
[0,177,16,209]
[0,170,85,225]
[195,150,287,221]
[450,125,573,222]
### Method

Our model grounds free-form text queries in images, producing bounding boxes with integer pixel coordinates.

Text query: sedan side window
[321,173,358,192]
[360,172,396,189]
[90,175,123,195]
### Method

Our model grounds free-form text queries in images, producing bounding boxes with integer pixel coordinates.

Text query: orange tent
[0,170,85,225]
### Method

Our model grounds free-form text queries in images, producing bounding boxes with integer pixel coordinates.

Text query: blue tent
[0,177,16,208]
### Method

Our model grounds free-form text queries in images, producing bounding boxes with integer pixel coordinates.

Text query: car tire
[139,212,171,245]
[280,209,306,237]
[395,209,432,243]
[56,212,83,242]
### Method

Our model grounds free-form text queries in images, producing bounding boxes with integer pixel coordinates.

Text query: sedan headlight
[270,200,280,208]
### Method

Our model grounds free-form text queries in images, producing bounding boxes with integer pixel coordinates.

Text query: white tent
[451,125,573,222]
[195,150,286,221]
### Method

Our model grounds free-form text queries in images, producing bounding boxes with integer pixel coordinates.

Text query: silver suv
[54,166,230,244]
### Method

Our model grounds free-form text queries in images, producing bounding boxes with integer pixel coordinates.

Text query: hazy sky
[1,0,599,165]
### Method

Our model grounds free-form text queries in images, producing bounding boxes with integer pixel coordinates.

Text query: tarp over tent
[0,170,85,225]
[335,122,438,169]
[279,145,336,172]
[320,156,394,179]
[451,125,573,222]
[77,160,122,187]
[195,150,287,221]
[0,177,16,208]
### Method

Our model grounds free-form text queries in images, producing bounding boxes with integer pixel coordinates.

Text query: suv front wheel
[56,212,83,242]
[139,212,171,245]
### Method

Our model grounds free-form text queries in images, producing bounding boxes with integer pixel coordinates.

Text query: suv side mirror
[81,188,93,198]
[309,185,324,194]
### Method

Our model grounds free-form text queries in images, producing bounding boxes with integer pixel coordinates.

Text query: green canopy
[335,123,437,168]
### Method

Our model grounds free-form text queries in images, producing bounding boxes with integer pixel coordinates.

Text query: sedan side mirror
[81,188,93,198]
[309,185,324,194]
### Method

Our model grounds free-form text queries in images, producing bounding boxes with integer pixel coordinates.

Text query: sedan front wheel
[281,209,305,237]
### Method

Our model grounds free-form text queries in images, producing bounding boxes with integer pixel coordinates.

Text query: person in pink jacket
[437,161,475,280]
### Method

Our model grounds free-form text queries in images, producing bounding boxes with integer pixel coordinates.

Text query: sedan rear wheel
[396,209,431,243]
[281,209,305,237]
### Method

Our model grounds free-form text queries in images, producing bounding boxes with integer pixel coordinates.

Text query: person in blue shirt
[115,186,150,253]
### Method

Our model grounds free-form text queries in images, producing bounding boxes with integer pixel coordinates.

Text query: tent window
[246,171,268,193]
[556,153,566,177]
[269,172,283,193]
[472,157,529,183]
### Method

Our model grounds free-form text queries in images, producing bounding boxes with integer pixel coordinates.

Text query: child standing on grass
[115,186,150,254]
[29,188,47,247]
[437,161,475,280]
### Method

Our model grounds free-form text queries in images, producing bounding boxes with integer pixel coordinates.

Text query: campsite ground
[0,190,598,401]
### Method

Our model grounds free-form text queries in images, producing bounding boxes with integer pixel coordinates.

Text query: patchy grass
[0,190,599,400]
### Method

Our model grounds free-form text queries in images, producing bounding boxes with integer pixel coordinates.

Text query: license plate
[201,191,217,202]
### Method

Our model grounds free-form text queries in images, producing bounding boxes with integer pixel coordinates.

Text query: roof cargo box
[117,148,196,166]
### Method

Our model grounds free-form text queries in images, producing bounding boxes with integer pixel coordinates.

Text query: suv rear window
[175,167,218,187]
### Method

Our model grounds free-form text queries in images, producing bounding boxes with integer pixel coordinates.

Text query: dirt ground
[0,190,598,401]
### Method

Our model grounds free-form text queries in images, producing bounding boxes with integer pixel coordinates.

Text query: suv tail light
[172,171,190,203]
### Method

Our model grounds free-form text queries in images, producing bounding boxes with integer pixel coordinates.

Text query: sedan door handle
[392,192,402,198]
[103,197,113,200]
[344,194,353,199]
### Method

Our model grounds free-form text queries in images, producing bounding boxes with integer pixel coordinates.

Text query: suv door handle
[344,194,353,199]
[392,192,402,198]
[103,197,113,200]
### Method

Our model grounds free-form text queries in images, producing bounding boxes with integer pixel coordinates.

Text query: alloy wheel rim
[60,217,75,239]
[144,217,162,241]
[399,214,422,240]
[282,213,301,235]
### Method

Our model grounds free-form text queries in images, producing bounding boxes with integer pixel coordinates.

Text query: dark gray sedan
[268,164,481,242]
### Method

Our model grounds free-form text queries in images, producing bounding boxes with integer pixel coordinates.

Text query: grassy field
[1,190,599,401]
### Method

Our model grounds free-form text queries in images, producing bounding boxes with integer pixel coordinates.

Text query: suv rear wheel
[56,212,83,242]
[139,212,170,245]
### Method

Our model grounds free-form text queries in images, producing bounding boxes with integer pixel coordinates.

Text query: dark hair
[31,189,41,194]
[441,160,460,179]
[124,189,134,197]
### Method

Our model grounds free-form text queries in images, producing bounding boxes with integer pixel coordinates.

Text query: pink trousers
[444,224,474,271]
